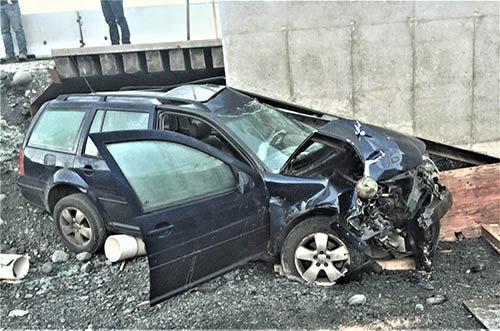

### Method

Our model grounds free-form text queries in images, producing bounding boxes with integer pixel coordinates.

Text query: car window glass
[28,110,86,153]
[162,114,178,131]
[217,100,313,173]
[102,110,149,132]
[106,140,236,213]
[85,110,149,156]
[90,110,105,133]
[84,110,105,156]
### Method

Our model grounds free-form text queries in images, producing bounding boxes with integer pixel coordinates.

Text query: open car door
[91,130,270,305]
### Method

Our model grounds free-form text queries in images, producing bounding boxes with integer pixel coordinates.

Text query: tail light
[19,149,25,176]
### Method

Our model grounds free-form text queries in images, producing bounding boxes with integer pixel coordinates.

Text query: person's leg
[100,0,119,45]
[8,3,27,57]
[109,0,130,44]
[1,5,15,58]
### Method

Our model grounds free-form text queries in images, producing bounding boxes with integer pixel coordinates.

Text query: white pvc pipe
[0,254,30,280]
[104,235,146,263]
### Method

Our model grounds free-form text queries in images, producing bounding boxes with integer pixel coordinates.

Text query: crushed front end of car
[348,156,452,270]
[283,119,453,271]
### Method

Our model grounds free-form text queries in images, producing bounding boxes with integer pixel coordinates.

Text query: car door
[90,129,270,305]
[73,104,156,234]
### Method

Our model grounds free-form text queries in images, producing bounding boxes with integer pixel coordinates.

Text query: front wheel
[280,216,363,285]
[53,193,106,253]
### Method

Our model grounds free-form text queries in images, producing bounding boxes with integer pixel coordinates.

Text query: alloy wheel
[58,207,93,247]
[294,232,350,285]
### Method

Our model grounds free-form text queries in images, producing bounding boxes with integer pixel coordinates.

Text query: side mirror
[236,171,253,194]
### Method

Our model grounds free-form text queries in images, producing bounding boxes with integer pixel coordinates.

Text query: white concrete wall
[1,3,219,57]
[219,1,500,158]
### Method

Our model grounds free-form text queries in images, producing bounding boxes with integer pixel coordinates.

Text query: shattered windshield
[216,99,313,173]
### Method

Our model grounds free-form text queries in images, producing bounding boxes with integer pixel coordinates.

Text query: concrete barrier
[218,1,500,159]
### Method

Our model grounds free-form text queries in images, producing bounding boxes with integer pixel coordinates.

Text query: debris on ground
[426,294,447,305]
[51,250,69,264]
[8,309,29,317]
[76,252,92,262]
[464,299,500,330]
[347,294,367,306]
[11,71,32,86]
[41,262,53,274]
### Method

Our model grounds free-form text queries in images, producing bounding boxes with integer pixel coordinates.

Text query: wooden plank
[464,299,500,330]
[438,163,500,241]
[375,258,416,270]
[482,224,500,254]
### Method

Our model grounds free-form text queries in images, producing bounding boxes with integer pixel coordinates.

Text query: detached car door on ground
[90,129,270,305]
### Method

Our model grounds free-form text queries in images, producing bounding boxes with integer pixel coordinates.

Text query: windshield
[216,99,313,173]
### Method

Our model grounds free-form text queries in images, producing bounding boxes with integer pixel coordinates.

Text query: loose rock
[76,252,92,262]
[348,294,367,306]
[470,263,485,273]
[8,309,29,317]
[41,262,53,274]
[51,250,69,263]
[426,294,446,305]
[81,262,92,273]
[11,71,32,86]
[0,243,11,253]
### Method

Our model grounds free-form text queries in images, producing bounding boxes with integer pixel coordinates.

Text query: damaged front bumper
[343,158,453,270]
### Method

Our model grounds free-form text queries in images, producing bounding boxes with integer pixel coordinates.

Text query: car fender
[274,205,340,253]
[44,169,96,211]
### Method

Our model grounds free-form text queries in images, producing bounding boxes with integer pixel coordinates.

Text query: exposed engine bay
[348,157,452,270]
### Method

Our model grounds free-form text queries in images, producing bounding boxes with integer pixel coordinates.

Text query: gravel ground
[1,60,499,329]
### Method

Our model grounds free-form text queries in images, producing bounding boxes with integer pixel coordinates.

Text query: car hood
[316,119,426,180]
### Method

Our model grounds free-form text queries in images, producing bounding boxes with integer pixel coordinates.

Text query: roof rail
[118,76,226,92]
[55,93,212,112]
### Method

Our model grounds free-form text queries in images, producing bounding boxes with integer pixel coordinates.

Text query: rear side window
[28,110,86,153]
[106,140,236,213]
[85,110,149,156]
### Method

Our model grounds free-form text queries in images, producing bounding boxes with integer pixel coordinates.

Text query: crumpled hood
[317,119,426,180]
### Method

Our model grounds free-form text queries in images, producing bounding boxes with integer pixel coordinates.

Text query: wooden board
[482,224,500,254]
[438,163,500,241]
[464,299,500,330]
[375,258,415,270]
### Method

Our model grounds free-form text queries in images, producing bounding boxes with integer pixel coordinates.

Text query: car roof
[54,84,254,116]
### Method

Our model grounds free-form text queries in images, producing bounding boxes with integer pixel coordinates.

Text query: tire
[53,193,106,253]
[280,216,365,285]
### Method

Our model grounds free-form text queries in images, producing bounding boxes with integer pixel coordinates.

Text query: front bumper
[417,188,453,230]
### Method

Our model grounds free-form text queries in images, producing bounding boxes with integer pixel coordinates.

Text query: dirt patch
[1,61,499,329]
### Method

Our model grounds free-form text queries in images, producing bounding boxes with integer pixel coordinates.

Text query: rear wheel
[280,216,364,285]
[54,193,106,253]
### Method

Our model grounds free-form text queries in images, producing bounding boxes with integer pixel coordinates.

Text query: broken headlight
[355,176,378,200]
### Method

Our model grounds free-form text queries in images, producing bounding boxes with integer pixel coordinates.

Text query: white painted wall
[1,2,220,57]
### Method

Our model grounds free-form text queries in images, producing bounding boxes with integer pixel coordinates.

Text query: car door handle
[147,223,174,238]
[82,165,94,175]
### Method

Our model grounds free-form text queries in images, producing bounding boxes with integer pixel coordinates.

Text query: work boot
[0,56,15,64]
[18,53,28,62]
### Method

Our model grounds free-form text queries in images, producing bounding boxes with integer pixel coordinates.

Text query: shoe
[18,53,27,62]
[0,56,15,64]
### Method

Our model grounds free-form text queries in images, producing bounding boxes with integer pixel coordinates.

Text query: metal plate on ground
[464,299,500,330]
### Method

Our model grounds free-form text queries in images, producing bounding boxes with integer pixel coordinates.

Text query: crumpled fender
[317,120,426,180]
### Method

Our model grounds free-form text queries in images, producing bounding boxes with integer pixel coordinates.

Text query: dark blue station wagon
[18,84,452,304]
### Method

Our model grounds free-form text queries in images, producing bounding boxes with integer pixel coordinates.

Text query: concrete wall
[219,1,500,158]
